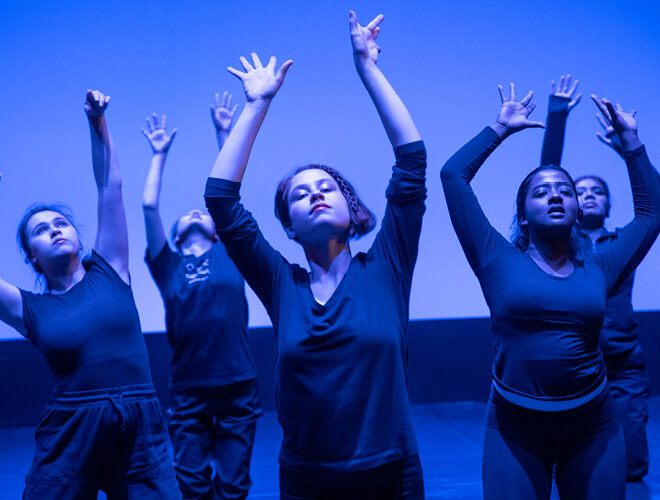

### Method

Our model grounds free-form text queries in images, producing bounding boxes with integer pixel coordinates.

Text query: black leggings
[482,388,625,500]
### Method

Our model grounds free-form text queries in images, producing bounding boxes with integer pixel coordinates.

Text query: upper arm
[143,206,167,261]
[369,142,426,282]
[440,128,510,274]
[205,182,288,314]
[89,118,129,283]
[0,279,25,335]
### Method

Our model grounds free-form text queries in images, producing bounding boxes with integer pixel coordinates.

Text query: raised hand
[595,113,624,157]
[141,114,178,154]
[591,95,641,152]
[492,83,545,139]
[84,90,110,119]
[349,11,383,69]
[227,52,293,103]
[211,91,239,133]
[550,74,582,111]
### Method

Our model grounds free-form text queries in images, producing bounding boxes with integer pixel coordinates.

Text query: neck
[44,256,86,294]
[179,232,215,257]
[580,216,605,244]
[304,239,352,284]
[527,232,571,270]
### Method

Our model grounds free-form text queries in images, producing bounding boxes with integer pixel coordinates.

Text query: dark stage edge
[1,399,659,499]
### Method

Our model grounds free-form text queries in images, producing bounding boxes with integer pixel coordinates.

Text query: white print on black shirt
[185,259,210,284]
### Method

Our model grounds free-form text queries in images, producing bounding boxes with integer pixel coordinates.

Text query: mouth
[583,202,597,209]
[310,203,331,214]
[52,237,67,245]
[547,206,565,215]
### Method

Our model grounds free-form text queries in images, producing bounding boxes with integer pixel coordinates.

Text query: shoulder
[84,251,132,291]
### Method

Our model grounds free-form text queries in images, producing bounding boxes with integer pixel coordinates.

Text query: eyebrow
[289,178,336,195]
[533,182,573,189]
[31,217,68,233]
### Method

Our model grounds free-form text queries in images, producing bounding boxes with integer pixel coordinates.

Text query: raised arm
[349,11,421,147]
[441,84,544,273]
[141,114,178,257]
[540,74,582,166]
[590,95,660,290]
[0,179,24,333]
[210,91,238,151]
[209,53,293,182]
[85,90,129,283]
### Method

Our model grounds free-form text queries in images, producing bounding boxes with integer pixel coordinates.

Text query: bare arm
[349,11,421,147]
[209,53,293,182]
[0,275,24,334]
[86,90,130,283]
[141,114,178,257]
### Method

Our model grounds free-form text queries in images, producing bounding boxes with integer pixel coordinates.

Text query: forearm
[142,154,167,254]
[142,154,167,209]
[88,116,121,189]
[540,95,570,166]
[209,100,270,182]
[216,128,229,151]
[357,62,421,147]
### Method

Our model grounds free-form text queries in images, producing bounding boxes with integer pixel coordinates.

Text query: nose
[548,188,563,203]
[50,226,62,238]
[310,191,325,203]
[582,189,595,199]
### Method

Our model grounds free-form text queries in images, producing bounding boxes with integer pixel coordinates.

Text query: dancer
[141,94,261,500]
[540,75,651,481]
[441,83,660,499]
[6,91,180,499]
[204,11,425,499]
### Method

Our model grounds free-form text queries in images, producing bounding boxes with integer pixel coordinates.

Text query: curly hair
[510,165,586,262]
[274,164,376,243]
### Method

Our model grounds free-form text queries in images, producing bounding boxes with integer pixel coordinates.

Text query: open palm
[228,53,293,103]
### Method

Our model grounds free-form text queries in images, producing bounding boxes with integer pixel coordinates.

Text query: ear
[285,227,297,240]
[518,217,528,226]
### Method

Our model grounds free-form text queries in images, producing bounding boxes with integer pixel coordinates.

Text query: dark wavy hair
[510,165,585,262]
[17,203,84,276]
[274,164,376,243]
[574,174,611,218]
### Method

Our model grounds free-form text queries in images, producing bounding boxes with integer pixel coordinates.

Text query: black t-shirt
[146,243,255,389]
[21,251,152,393]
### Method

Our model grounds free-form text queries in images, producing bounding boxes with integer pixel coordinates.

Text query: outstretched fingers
[365,13,384,32]
[251,52,263,69]
[227,66,247,80]
[276,59,294,81]
[591,94,611,123]
[520,90,534,107]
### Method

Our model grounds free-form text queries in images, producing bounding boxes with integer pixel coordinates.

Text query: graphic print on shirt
[185,258,210,284]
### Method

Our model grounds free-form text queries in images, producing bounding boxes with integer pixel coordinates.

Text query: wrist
[619,131,642,152]
[490,123,510,139]
[355,58,378,76]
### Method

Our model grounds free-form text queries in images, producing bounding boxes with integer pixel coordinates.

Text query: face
[523,170,579,234]
[576,178,610,221]
[26,210,82,268]
[175,209,217,244]
[287,168,351,243]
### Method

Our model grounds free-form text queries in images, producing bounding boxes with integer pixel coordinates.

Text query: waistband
[492,376,607,412]
[53,384,156,404]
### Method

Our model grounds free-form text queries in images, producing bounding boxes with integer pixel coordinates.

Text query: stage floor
[2,399,659,499]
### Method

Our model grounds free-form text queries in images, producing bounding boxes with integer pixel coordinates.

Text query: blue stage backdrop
[0,0,659,340]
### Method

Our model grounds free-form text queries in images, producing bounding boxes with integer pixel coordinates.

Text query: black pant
[23,384,181,500]
[607,344,650,481]
[279,454,425,499]
[482,388,625,500]
[168,379,261,500]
